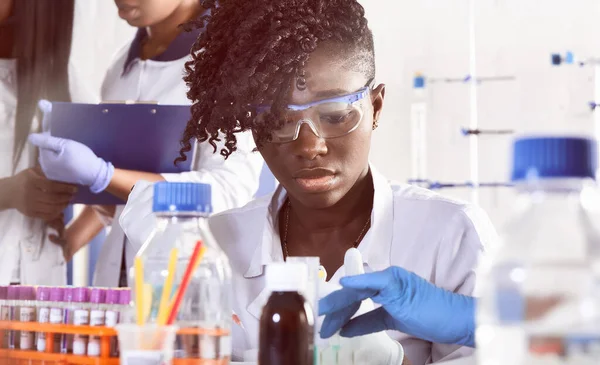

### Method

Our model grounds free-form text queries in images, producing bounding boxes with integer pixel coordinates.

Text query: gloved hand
[119,180,156,248]
[28,134,114,194]
[317,249,404,365]
[319,263,475,348]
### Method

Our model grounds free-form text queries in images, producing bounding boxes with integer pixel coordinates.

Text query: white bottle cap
[265,262,308,292]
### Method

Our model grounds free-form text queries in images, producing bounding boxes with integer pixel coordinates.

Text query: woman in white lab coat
[119,0,497,363]
[29,0,264,287]
[0,0,134,285]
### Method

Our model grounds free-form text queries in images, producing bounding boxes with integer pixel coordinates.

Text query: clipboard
[44,101,194,205]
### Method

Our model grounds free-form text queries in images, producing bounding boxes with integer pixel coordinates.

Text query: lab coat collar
[243,164,394,278]
[121,6,212,76]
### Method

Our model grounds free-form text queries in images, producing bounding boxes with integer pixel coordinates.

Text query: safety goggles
[255,83,373,143]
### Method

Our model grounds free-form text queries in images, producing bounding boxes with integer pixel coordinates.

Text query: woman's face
[0,0,13,24]
[114,0,189,27]
[257,46,385,210]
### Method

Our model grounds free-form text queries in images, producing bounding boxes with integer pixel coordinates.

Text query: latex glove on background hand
[28,134,114,194]
[317,249,405,365]
[319,263,476,348]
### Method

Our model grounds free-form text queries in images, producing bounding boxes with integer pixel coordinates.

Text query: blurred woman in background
[29,0,264,287]
[0,0,79,285]
[0,0,135,285]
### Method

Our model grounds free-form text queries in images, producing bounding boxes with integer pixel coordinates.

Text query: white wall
[362,0,600,225]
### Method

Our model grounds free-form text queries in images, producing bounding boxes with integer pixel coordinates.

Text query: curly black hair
[175,0,375,164]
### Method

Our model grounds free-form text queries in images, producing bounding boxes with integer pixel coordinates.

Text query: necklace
[281,199,372,260]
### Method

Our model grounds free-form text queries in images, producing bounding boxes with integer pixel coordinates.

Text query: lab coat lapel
[358,166,394,272]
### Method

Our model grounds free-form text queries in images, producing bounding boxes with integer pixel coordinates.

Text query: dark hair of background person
[175,0,375,164]
[10,0,75,170]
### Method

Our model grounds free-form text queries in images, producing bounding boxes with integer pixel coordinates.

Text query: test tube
[7,286,19,349]
[87,288,107,356]
[19,286,36,350]
[49,287,65,353]
[104,289,121,356]
[0,286,7,349]
[35,287,51,352]
[71,287,90,355]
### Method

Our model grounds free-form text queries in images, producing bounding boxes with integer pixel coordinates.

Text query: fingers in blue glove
[28,134,65,152]
[319,287,376,339]
[320,300,360,339]
[339,307,393,338]
[319,287,376,316]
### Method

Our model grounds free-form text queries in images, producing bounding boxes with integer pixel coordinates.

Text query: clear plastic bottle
[87,288,106,356]
[35,287,51,352]
[129,182,232,361]
[476,136,600,364]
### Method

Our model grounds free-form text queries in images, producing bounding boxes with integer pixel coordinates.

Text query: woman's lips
[294,175,336,193]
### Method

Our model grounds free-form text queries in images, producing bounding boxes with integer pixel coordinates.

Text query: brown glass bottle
[259,262,314,365]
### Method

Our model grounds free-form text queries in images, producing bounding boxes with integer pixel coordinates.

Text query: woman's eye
[321,111,354,124]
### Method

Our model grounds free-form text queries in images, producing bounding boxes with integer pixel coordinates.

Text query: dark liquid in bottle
[259,291,314,365]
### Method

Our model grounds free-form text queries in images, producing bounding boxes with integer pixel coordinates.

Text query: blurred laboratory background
[362,0,600,226]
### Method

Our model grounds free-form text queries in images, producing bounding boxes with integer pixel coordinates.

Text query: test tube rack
[0,320,229,365]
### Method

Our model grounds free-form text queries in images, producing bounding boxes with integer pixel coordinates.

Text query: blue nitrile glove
[319,265,476,348]
[28,134,114,194]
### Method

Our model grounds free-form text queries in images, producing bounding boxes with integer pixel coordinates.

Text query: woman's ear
[371,84,386,126]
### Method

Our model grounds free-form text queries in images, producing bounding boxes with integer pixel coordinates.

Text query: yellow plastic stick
[157,248,179,325]
[134,257,145,326]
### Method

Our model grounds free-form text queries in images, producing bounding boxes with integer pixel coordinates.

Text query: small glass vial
[71,287,90,356]
[60,287,75,354]
[259,262,314,365]
[87,288,106,356]
[48,287,65,353]
[35,287,51,352]
[7,286,19,349]
[19,286,36,350]
[0,286,8,349]
[118,289,132,323]
[104,289,120,356]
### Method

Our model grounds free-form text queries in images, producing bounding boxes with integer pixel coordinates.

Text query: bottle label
[50,308,63,324]
[20,306,35,350]
[122,350,165,365]
[105,311,119,327]
[73,309,89,325]
[0,307,8,320]
[90,310,105,326]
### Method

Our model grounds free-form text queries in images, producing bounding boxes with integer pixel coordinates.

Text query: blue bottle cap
[413,75,425,89]
[152,182,212,214]
[511,136,597,182]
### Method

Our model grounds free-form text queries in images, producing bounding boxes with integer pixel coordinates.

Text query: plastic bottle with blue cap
[128,182,232,361]
[476,136,600,365]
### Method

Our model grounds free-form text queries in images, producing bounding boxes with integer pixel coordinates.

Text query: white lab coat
[0,0,135,285]
[120,165,497,364]
[93,31,264,287]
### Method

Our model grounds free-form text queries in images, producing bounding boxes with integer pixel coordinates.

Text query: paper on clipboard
[42,100,195,205]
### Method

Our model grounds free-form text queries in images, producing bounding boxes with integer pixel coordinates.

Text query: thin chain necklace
[281,199,372,261]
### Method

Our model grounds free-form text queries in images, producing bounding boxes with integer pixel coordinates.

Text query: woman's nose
[290,122,328,160]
